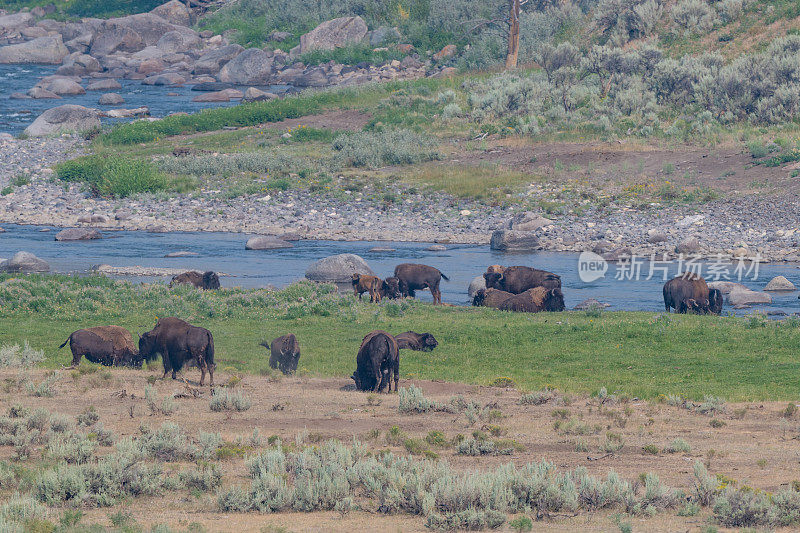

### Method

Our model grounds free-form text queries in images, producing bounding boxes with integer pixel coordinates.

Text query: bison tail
[439,271,450,281]
[58,335,71,350]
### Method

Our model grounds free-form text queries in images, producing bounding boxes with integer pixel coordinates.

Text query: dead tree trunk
[505,0,521,70]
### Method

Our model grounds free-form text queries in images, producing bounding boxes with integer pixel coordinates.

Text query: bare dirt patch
[2,367,796,531]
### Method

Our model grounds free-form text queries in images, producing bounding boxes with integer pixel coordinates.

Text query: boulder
[55,53,100,76]
[23,104,100,137]
[103,107,149,118]
[728,288,772,306]
[707,281,749,295]
[98,92,124,105]
[55,228,102,241]
[298,16,368,54]
[27,87,60,99]
[137,57,166,75]
[86,78,122,91]
[0,12,34,35]
[0,35,68,64]
[90,13,190,56]
[218,48,273,85]
[242,86,277,102]
[156,30,201,53]
[0,251,50,273]
[489,230,540,252]
[38,77,85,95]
[433,44,457,61]
[20,26,48,39]
[764,275,796,291]
[268,30,292,42]
[367,26,402,46]
[191,89,241,102]
[646,228,668,243]
[573,298,611,310]
[467,275,485,299]
[305,253,374,283]
[602,247,632,262]
[191,81,232,91]
[150,0,194,26]
[164,251,199,258]
[142,72,185,85]
[425,245,447,251]
[509,212,553,232]
[245,236,293,250]
[675,237,700,255]
[10,92,31,99]
[192,44,243,75]
[294,68,328,87]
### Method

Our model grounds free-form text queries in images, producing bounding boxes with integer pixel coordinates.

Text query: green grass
[298,44,405,67]
[2,274,800,401]
[403,163,536,199]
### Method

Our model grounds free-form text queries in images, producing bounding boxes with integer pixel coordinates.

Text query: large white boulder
[0,35,69,64]
[298,16,368,54]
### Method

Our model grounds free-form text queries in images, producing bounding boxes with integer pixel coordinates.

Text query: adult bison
[351,273,383,302]
[472,288,515,308]
[169,271,220,290]
[499,287,566,313]
[59,326,141,368]
[379,277,402,300]
[139,317,215,388]
[394,263,449,305]
[261,334,300,375]
[483,266,561,294]
[663,273,721,315]
[394,331,438,351]
[352,330,399,393]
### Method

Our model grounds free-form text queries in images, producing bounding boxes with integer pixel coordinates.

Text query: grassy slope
[2,275,798,401]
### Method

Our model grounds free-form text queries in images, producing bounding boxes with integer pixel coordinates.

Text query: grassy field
[3,274,799,401]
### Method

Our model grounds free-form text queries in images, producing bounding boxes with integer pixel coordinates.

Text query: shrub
[76,406,99,427]
[210,389,252,412]
[25,372,59,397]
[145,385,178,416]
[198,431,222,460]
[666,438,691,453]
[47,433,96,464]
[0,493,46,524]
[672,0,718,34]
[398,385,441,413]
[718,0,743,23]
[0,342,45,368]
[520,389,556,405]
[697,396,726,415]
[332,129,440,168]
[442,103,462,119]
[456,437,514,456]
[594,0,664,45]
[712,487,773,527]
[137,423,198,461]
[179,463,222,492]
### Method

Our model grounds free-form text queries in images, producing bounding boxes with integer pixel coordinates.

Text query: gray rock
[467,275,485,299]
[305,253,373,282]
[192,44,243,75]
[490,230,540,252]
[425,244,447,251]
[38,77,85,95]
[156,30,201,53]
[269,31,292,42]
[294,68,328,87]
[764,275,796,291]
[98,92,124,105]
[0,251,50,273]
[242,87,277,102]
[509,212,553,232]
[27,87,61,99]
[150,0,194,26]
[191,82,232,91]
[298,16,368,54]
[245,235,293,250]
[646,228,668,243]
[675,237,700,254]
[602,247,632,262]
[90,13,190,56]
[707,281,749,295]
[573,298,611,310]
[23,104,100,137]
[368,247,396,252]
[55,53,101,76]
[164,251,199,257]
[0,35,69,64]
[55,228,102,241]
[728,288,772,306]
[367,26,402,46]
[142,73,185,85]
[218,48,273,85]
[0,12,34,35]
[86,78,122,91]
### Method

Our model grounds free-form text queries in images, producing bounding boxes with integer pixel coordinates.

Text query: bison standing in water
[484,266,561,294]
[169,271,220,290]
[59,326,141,367]
[139,317,215,388]
[394,263,449,304]
[663,273,721,315]
[261,334,301,375]
[499,287,566,313]
[352,330,399,393]
[394,331,438,351]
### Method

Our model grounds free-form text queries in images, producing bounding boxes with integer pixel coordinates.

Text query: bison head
[472,289,487,306]
[203,271,220,290]
[381,277,401,299]
[351,371,361,390]
[708,289,723,315]
[543,288,566,312]
[138,330,160,363]
[351,273,361,286]
[483,272,503,290]
[419,333,438,351]
[486,265,505,274]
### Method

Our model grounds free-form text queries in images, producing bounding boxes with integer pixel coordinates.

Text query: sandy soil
[1,367,797,532]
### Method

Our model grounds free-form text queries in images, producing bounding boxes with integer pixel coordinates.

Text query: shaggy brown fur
[472,288,515,308]
[499,287,566,313]
[352,273,383,302]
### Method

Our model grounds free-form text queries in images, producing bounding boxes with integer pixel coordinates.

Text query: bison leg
[69,347,82,368]
[393,358,399,393]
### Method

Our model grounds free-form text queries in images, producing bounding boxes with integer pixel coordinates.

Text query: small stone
[764,275,795,291]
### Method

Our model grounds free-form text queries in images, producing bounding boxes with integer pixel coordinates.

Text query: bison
[394,331,438,351]
[472,288,516,308]
[139,317,215,388]
[483,266,561,294]
[59,326,141,368]
[351,273,383,302]
[499,287,566,313]
[394,263,449,305]
[169,271,220,290]
[351,330,399,393]
[261,334,300,375]
[379,277,402,300]
[663,273,720,314]
[486,265,506,274]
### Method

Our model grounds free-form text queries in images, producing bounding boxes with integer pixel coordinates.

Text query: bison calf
[394,263,449,305]
[499,287,566,313]
[59,326,141,368]
[352,330,399,393]
[170,271,220,290]
[394,331,438,351]
[351,273,383,302]
[139,317,215,388]
[261,334,301,375]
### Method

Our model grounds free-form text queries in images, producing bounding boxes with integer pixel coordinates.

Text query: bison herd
[58,262,725,394]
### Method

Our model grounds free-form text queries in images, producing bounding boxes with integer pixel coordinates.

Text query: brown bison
[499,287,566,313]
[169,271,220,290]
[261,334,300,375]
[379,277,402,300]
[472,288,515,308]
[351,273,383,302]
[59,326,141,368]
[484,266,561,294]
[663,273,721,315]
[139,317,215,388]
[352,330,400,393]
[394,263,449,305]
[394,331,438,351]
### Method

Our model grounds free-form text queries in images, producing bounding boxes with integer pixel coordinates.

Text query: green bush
[298,43,404,66]
[55,155,169,198]
[332,129,440,168]
[210,389,252,412]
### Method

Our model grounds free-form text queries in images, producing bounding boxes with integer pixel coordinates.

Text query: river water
[0,64,289,135]
[2,223,799,314]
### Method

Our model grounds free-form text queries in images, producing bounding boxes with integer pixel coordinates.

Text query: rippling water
[0,64,289,135]
[2,223,799,314]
